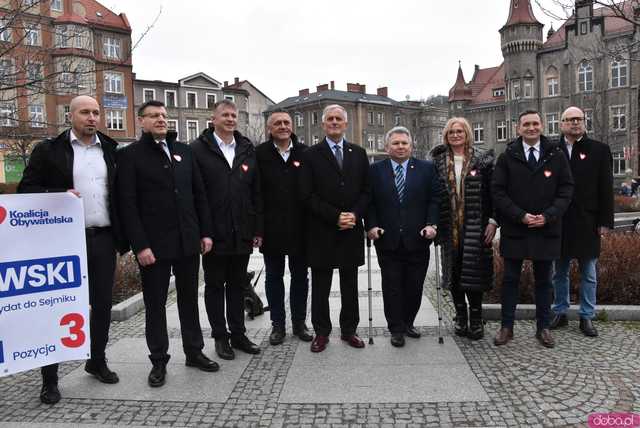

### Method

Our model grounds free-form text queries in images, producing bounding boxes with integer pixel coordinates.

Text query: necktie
[527,146,537,170]
[395,163,405,203]
[334,145,343,169]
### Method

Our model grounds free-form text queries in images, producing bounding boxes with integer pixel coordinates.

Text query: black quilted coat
[431,145,495,292]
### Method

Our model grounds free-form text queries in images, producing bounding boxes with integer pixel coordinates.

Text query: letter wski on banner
[0,193,90,377]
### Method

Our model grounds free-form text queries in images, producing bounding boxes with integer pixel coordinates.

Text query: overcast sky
[104,0,566,103]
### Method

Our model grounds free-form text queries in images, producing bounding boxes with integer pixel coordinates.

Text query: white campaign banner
[0,193,90,377]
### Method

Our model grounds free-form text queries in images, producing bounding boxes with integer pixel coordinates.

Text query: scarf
[446,144,473,248]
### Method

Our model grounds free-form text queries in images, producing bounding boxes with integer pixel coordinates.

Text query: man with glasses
[117,100,218,388]
[549,106,614,337]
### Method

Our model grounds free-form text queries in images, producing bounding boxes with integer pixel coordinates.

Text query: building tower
[448,62,472,117]
[500,0,543,135]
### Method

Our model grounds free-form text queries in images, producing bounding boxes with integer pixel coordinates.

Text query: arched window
[578,61,593,92]
[545,66,560,97]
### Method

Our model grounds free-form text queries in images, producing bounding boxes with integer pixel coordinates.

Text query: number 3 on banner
[60,313,86,348]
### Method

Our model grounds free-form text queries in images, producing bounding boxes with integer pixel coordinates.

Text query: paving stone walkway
[1,247,639,427]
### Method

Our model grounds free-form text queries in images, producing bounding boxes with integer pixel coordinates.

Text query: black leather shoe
[85,359,119,384]
[390,333,405,348]
[579,318,598,337]
[535,329,556,348]
[231,335,261,355]
[292,322,313,342]
[40,382,61,404]
[147,363,166,388]
[468,318,484,340]
[406,326,421,338]
[186,353,219,372]
[215,338,235,360]
[269,327,286,345]
[549,313,568,330]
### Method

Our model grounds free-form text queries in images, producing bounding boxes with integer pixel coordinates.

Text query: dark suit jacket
[366,157,440,252]
[299,138,370,268]
[116,131,211,260]
[558,135,614,258]
[18,129,127,253]
[190,128,262,255]
[492,135,574,260]
[256,134,307,255]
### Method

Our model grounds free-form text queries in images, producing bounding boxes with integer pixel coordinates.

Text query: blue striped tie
[395,163,405,203]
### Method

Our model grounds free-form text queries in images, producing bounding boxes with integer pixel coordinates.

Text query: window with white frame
[312,135,319,145]
[63,105,71,125]
[473,123,484,144]
[367,111,374,125]
[167,120,178,138]
[24,0,38,6]
[547,77,559,96]
[105,110,124,130]
[546,113,559,136]
[0,19,11,42]
[165,90,177,108]
[312,111,320,125]
[611,59,628,88]
[295,114,303,127]
[523,79,533,98]
[26,62,43,90]
[376,134,384,150]
[186,92,197,109]
[578,62,593,92]
[394,114,400,126]
[377,112,384,126]
[25,23,39,46]
[611,105,626,131]
[103,36,121,59]
[584,109,593,132]
[493,88,505,97]
[206,93,216,109]
[186,120,198,140]
[29,104,44,127]
[54,25,68,47]
[0,59,14,85]
[496,120,507,141]
[367,134,375,150]
[511,80,521,99]
[73,27,88,49]
[224,95,234,102]
[104,72,123,93]
[206,120,213,130]
[613,152,626,175]
[51,0,63,11]
[0,103,15,126]
[143,88,156,103]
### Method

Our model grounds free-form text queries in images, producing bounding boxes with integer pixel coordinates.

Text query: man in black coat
[549,106,614,337]
[18,95,126,404]
[117,100,218,388]
[299,104,371,353]
[366,126,439,347]
[492,110,573,349]
[256,110,312,345]
[190,99,263,360]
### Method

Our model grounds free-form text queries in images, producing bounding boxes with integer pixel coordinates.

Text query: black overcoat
[431,145,495,291]
[298,138,370,268]
[558,135,614,258]
[190,129,263,255]
[492,136,574,260]
[256,134,307,255]
[116,131,211,260]
[18,129,128,254]
[365,157,440,252]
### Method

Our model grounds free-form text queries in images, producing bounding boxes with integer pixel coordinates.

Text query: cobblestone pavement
[1,270,639,427]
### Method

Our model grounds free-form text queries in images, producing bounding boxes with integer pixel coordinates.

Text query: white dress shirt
[70,130,110,228]
[274,140,292,162]
[565,135,583,159]
[522,140,541,162]
[214,132,236,167]
[156,139,171,160]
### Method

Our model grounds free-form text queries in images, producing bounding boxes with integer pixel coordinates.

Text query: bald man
[19,95,127,404]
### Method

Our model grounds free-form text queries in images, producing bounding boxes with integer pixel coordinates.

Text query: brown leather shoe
[535,329,555,348]
[340,334,365,348]
[493,327,513,346]
[310,335,329,353]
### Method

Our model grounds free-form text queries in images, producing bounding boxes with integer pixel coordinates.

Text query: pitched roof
[544,3,634,49]
[503,0,542,27]
[269,89,397,110]
[448,64,472,102]
[225,80,275,104]
[55,0,131,31]
[469,64,506,106]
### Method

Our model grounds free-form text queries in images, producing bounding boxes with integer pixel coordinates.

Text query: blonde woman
[430,117,496,340]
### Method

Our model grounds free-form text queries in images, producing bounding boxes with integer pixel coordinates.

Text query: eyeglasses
[562,117,584,123]
[447,130,465,136]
